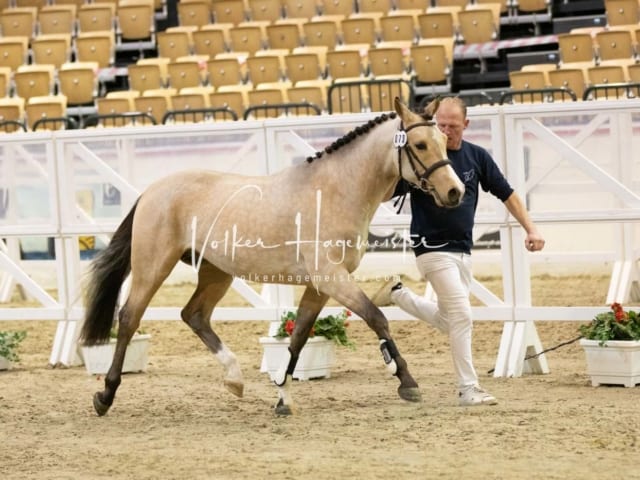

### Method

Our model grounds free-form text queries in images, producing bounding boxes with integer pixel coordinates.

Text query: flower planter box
[580,339,640,387]
[0,356,11,371]
[259,336,336,381]
[81,334,151,375]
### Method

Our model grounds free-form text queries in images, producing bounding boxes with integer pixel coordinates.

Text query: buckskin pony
[80,98,465,416]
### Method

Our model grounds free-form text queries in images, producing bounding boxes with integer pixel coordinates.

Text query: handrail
[583,82,640,101]
[499,87,577,104]
[162,107,238,124]
[82,112,157,128]
[32,116,79,131]
[243,102,322,120]
[0,119,27,133]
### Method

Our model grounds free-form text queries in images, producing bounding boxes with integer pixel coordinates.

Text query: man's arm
[503,192,545,252]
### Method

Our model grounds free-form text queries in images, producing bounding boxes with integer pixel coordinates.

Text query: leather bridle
[394,120,452,194]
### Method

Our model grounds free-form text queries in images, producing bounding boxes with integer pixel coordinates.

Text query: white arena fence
[0,100,638,377]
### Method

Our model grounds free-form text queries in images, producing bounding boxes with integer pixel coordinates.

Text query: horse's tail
[80,201,138,346]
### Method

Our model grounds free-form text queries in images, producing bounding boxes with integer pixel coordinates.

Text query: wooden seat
[521,63,558,85]
[368,79,411,112]
[248,0,282,22]
[410,42,450,86]
[557,33,596,65]
[246,87,287,119]
[328,82,367,113]
[282,0,318,21]
[57,61,99,109]
[595,30,635,62]
[396,0,430,9]
[509,70,547,90]
[207,57,245,88]
[341,17,377,46]
[25,94,68,130]
[359,0,392,15]
[380,14,417,44]
[418,11,457,41]
[169,90,208,123]
[229,25,265,55]
[605,0,639,26]
[302,20,339,49]
[587,64,626,85]
[31,34,71,69]
[167,59,205,91]
[548,67,587,100]
[0,66,11,97]
[209,90,245,118]
[211,0,247,25]
[319,0,354,18]
[0,7,37,38]
[127,64,165,92]
[75,31,114,68]
[134,88,174,124]
[628,63,640,82]
[37,5,76,36]
[177,0,212,27]
[96,96,133,126]
[284,52,325,85]
[136,57,170,86]
[0,96,26,132]
[266,23,301,50]
[14,64,56,101]
[286,84,326,111]
[458,6,498,44]
[116,0,156,49]
[246,54,284,87]
[326,49,364,80]
[368,47,409,78]
[157,29,193,61]
[77,3,115,34]
[192,28,227,58]
[0,36,29,72]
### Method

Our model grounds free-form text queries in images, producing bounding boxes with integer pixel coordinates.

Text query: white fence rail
[0,101,638,375]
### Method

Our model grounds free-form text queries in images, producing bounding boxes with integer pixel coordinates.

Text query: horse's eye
[415,142,427,150]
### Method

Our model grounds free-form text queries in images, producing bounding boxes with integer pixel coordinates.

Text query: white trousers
[391,251,477,390]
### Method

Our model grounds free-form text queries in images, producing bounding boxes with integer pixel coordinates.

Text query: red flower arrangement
[579,303,640,345]
[275,309,355,349]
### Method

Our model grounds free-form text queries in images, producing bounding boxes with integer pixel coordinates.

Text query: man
[387,97,545,406]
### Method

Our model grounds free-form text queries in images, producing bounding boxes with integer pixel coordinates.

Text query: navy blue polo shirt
[394,140,514,256]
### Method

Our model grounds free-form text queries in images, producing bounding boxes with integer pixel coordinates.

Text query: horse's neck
[318,119,399,206]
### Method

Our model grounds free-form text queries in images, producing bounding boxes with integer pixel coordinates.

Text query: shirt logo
[462,169,475,183]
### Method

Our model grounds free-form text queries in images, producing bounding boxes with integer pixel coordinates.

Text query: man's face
[436,103,469,151]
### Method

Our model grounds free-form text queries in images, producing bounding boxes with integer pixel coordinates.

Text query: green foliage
[275,309,355,349]
[0,330,27,362]
[579,303,640,346]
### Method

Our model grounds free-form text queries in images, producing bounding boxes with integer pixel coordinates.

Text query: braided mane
[305,111,398,163]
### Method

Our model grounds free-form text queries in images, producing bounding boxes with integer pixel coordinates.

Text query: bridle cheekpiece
[395,120,452,193]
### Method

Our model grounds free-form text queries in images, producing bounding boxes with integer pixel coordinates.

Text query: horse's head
[393,98,465,208]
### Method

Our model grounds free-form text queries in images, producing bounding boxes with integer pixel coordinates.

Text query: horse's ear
[394,97,409,118]
[423,98,440,120]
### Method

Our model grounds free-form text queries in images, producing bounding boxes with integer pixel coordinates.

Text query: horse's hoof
[93,392,111,416]
[398,386,422,403]
[224,379,244,398]
[274,398,293,416]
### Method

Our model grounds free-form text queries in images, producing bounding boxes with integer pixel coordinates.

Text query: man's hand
[525,232,545,252]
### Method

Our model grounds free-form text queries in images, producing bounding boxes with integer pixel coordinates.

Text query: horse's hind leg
[94,252,181,416]
[320,279,421,403]
[180,260,243,398]
[272,286,329,416]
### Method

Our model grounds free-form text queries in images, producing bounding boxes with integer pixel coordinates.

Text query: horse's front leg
[321,280,421,403]
[272,287,329,416]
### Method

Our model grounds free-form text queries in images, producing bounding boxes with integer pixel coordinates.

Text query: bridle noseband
[394,120,452,194]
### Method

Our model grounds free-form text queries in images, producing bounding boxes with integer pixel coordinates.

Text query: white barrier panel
[0,102,638,373]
